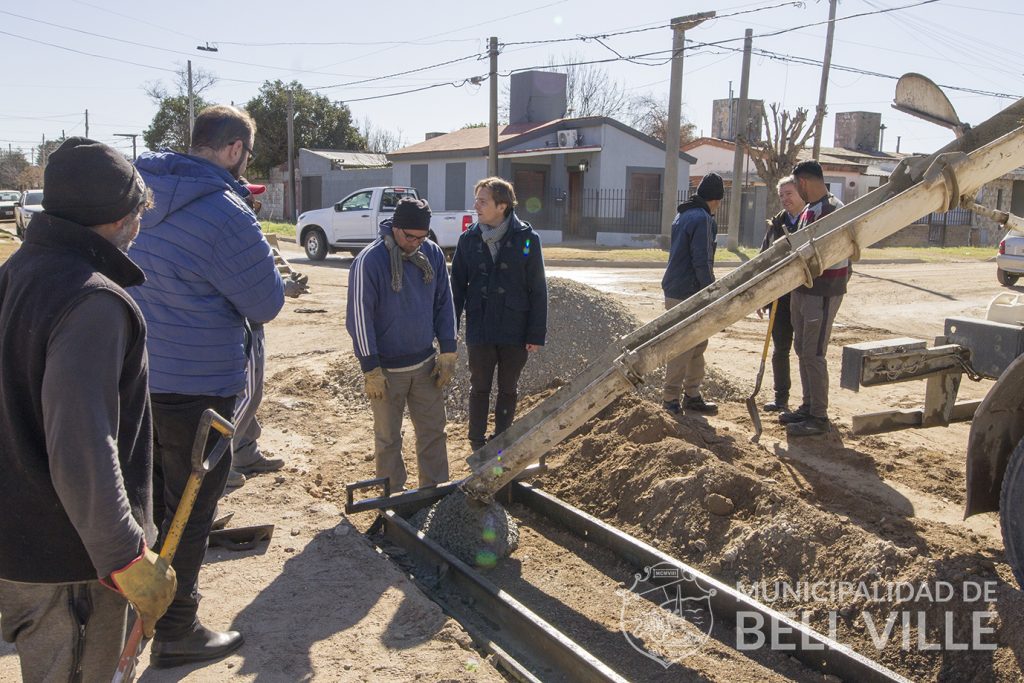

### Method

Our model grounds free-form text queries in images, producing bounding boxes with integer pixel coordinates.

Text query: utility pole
[84,109,89,138]
[488,37,499,177]
[187,60,195,149]
[726,28,753,251]
[662,11,715,239]
[40,134,46,171]
[287,89,296,222]
[114,133,139,160]
[811,0,838,159]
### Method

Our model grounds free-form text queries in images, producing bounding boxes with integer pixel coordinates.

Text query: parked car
[15,189,43,238]
[295,186,474,261]
[0,190,20,221]
[997,232,1024,286]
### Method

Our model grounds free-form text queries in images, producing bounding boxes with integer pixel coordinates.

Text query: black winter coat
[451,212,547,347]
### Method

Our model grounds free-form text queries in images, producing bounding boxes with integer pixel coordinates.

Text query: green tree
[143,94,211,152]
[0,150,29,189]
[142,63,218,152]
[245,80,364,177]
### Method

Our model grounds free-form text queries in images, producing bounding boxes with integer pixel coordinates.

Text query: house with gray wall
[387,71,694,243]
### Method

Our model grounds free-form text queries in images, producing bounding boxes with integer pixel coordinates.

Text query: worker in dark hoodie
[660,172,725,416]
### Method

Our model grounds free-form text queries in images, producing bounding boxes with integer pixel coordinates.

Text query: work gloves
[107,545,177,638]
[433,352,458,388]
[364,367,388,400]
[284,271,310,298]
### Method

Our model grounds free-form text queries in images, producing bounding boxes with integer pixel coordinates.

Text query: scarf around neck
[383,233,434,292]
[481,216,510,260]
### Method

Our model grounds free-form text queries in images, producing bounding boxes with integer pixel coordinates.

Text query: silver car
[15,189,43,238]
[997,232,1024,287]
[0,190,19,221]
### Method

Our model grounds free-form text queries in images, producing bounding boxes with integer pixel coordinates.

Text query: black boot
[151,624,244,669]
[683,394,718,415]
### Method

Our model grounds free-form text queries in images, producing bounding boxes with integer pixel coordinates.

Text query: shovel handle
[112,409,234,683]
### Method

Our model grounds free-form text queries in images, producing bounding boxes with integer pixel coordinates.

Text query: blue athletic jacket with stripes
[346,221,457,373]
[129,150,284,397]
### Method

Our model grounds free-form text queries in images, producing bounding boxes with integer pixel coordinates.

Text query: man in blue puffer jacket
[346,198,457,491]
[129,104,284,669]
[660,172,724,416]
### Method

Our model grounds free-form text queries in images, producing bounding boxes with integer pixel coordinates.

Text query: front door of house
[513,169,547,227]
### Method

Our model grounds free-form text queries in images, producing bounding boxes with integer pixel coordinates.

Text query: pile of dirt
[532,395,1024,681]
[323,277,743,418]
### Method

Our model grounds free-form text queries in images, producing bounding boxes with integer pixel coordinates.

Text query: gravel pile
[410,489,519,568]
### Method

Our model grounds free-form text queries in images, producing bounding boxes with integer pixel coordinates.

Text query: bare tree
[144,63,218,102]
[498,53,632,121]
[738,104,823,216]
[548,54,630,119]
[627,94,697,145]
[359,117,406,154]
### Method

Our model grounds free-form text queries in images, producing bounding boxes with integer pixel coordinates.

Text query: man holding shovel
[0,138,176,681]
[758,175,805,414]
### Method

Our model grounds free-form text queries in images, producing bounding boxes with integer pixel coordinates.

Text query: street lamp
[196,42,218,52]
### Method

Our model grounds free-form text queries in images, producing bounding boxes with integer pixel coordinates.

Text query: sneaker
[662,399,681,415]
[233,453,286,475]
[779,405,811,424]
[683,394,718,415]
[763,400,788,413]
[786,416,831,436]
[226,469,246,489]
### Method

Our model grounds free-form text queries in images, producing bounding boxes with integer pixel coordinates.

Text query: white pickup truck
[296,186,474,260]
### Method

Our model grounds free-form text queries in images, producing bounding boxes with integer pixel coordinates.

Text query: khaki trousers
[370,359,450,490]
[661,297,709,402]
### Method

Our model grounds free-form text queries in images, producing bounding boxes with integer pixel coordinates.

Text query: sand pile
[531,395,1024,681]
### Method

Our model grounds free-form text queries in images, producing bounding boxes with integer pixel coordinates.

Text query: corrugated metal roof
[304,149,390,168]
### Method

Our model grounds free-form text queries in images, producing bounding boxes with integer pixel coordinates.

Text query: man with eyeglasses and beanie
[661,172,724,416]
[451,176,547,452]
[346,197,457,491]
[0,138,176,681]
[780,159,847,437]
[129,104,285,668]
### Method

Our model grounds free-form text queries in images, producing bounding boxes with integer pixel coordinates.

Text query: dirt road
[1,241,1020,681]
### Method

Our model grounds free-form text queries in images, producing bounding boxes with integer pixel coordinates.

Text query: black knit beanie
[393,197,432,230]
[43,137,146,226]
[696,172,725,201]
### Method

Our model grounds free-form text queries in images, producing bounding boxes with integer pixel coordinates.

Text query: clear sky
[3,0,1022,166]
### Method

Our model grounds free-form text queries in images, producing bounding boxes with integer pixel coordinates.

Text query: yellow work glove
[108,546,177,638]
[364,367,388,400]
[432,352,458,388]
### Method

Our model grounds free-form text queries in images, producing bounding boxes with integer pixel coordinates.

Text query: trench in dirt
[376,500,824,683]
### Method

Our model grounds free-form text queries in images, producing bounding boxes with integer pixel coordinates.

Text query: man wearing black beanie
[660,172,725,415]
[0,137,177,681]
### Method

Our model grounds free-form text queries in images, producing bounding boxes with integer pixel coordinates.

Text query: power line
[340,80,478,104]
[685,38,1021,99]
[311,53,486,91]
[0,28,178,74]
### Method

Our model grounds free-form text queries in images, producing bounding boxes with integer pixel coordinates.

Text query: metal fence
[526,187,734,239]
[923,205,973,244]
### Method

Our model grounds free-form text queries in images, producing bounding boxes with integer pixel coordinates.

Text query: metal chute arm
[463,124,1024,502]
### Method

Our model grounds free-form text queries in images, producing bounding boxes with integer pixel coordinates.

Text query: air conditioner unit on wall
[557,130,578,148]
